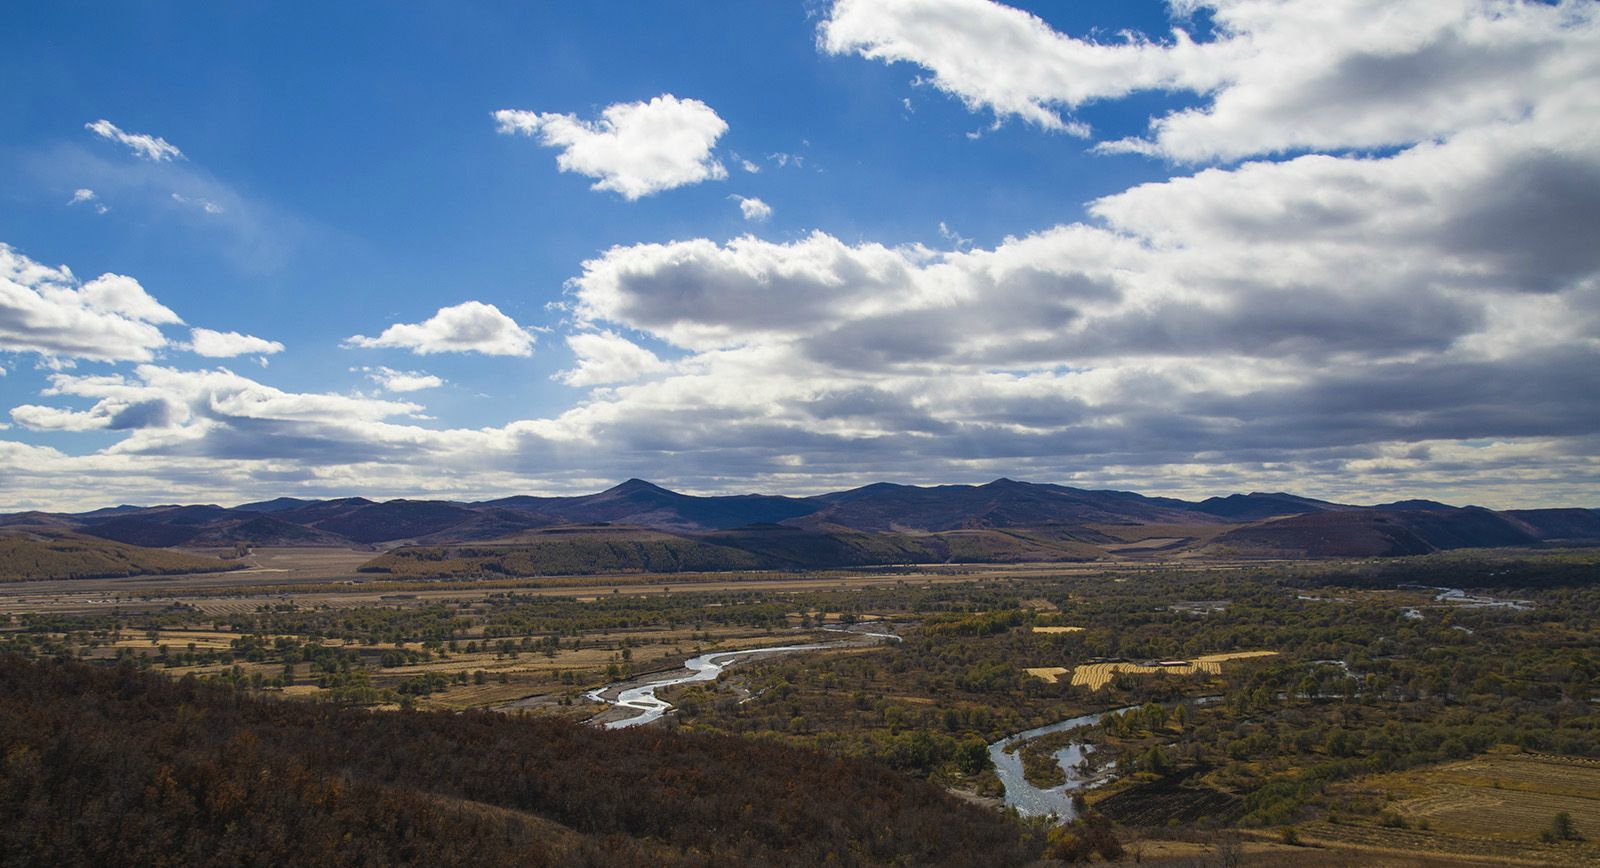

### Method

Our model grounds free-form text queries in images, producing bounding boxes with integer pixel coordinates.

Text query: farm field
[1065,650,1280,690]
[1299,751,1600,864]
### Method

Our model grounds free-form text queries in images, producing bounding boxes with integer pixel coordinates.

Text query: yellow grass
[1025,667,1069,683]
[1031,626,1084,634]
[1068,651,1278,690]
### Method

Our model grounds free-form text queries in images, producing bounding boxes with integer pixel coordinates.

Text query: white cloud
[10,365,425,438]
[346,301,536,357]
[557,330,668,387]
[821,0,1600,160]
[68,188,97,205]
[363,366,445,392]
[188,328,285,358]
[494,94,729,199]
[85,119,184,162]
[731,195,773,221]
[0,244,180,362]
[171,192,225,214]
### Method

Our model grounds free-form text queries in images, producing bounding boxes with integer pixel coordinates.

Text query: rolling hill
[0,531,241,581]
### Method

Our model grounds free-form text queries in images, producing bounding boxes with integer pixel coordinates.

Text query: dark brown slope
[1501,508,1600,541]
[796,478,1211,532]
[0,657,1038,866]
[483,478,819,531]
[1208,508,1541,558]
[294,499,514,544]
[1191,491,1352,521]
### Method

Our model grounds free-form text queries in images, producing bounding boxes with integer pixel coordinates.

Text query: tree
[1543,811,1582,842]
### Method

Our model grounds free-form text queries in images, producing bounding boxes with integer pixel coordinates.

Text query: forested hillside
[0,657,1038,867]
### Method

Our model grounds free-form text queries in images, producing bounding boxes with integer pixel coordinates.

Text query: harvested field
[1324,751,1600,863]
[1069,651,1278,690]
[1291,819,1594,865]
[1030,626,1083,634]
[1095,767,1244,826]
[1024,666,1068,683]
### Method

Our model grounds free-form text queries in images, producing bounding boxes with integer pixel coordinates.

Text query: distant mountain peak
[606,478,674,496]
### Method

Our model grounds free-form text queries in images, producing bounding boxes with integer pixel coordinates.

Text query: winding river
[585,623,901,729]
[987,706,1135,820]
[990,696,1220,820]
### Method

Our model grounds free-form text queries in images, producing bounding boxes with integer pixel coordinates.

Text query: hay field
[1069,651,1278,691]
[1024,667,1069,683]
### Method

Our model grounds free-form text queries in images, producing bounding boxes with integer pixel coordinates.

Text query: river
[986,706,1135,820]
[989,696,1221,820]
[585,623,901,729]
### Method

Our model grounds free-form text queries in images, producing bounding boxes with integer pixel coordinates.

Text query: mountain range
[2,479,1596,569]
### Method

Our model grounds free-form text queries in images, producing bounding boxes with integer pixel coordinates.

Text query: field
[1024,666,1068,683]
[1285,751,1600,864]
[1065,651,1280,690]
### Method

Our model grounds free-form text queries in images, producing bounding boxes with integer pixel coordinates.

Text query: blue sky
[2,0,1597,510]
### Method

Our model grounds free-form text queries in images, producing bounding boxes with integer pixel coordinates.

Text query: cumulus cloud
[362,366,445,392]
[85,119,184,162]
[346,301,536,357]
[188,328,285,358]
[731,195,773,221]
[0,244,180,362]
[820,0,1600,160]
[9,365,429,463]
[494,94,729,199]
[557,330,669,387]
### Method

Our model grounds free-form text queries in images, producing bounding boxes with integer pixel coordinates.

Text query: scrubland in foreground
[0,656,1039,866]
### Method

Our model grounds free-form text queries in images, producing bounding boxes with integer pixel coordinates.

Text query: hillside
[0,532,239,581]
[795,478,1208,532]
[0,656,1036,866]
[361,523,1109,577]
[483,478,819,531]
[359,529,771,577]
[1206,509,1541,558]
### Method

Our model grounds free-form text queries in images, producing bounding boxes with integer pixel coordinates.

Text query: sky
[1,0,1597,511]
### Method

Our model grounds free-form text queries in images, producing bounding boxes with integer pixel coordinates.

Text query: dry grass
[1030,626,1084,634]
[1302,751,1600,865]
[1024,667,1069,683]
[1068,651,1279,691]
